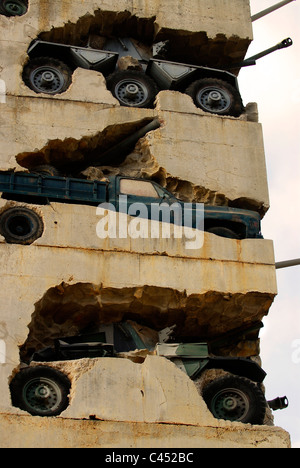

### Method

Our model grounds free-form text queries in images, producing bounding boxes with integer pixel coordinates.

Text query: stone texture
[0,199,277,414]
[0,0,290,449]
[0,413,291,448]
[2,356,291,448]
[0,91,269,214]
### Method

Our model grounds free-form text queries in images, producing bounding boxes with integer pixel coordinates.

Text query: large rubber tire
[0,0,28,16]
[10,366,71,417]
[106,70,159,108]
[202,375,266,424]
[186,78,243,117]
[206,226,240,239]
[23,57,72,95]
[0,206,44,245]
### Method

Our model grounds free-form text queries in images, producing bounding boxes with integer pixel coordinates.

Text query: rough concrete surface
[0,91,269,214]
[0,0,253,99]
[0,413,291,448]
[0,0,290,449]
[1,356,291,448]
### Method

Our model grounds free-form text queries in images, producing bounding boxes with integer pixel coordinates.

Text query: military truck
[0,0,27,16]
[0,171,263,244]
[9,322,288,424]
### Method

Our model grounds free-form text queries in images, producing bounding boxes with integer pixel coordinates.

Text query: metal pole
[275,258,300,269]
[251,0,296,22]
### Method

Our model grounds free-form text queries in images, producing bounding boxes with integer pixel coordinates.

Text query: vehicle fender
[193,356,266,383]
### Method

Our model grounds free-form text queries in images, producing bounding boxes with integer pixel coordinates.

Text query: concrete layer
[0,90,153,171]
[0,201,277,299]
[51,355,217,424]
[0,202,277,411]
[0,413,290,448]
[0,0,253,98]
[2,356,291,447]
[0,199,274,264]
[111,92,270,215]
[0,90,269,214]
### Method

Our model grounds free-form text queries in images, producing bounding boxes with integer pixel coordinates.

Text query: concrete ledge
[0,413,290,448]
[0,0,253,99]
[151,92,269,214]
[0,231,277,298]
[0,91,269,214]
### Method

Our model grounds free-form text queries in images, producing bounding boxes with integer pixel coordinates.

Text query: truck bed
[0,172,107,204]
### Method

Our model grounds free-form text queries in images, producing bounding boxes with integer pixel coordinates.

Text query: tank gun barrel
[231,37,293,68]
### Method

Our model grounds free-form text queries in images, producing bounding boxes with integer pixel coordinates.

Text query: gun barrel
[251,0,296,22]
[235,37,293,68]
[93,118,161,167]
[267,396,289,411]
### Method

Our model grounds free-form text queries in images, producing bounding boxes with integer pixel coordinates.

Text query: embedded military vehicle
[22,35,292,115]
[0,171,263,243]
[9,322,288,424]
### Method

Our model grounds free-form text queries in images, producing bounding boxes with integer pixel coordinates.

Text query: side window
[120,179,159,198]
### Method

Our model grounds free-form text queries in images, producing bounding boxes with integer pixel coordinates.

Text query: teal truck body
[0,171,263,239]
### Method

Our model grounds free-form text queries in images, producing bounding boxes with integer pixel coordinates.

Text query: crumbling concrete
[0,0,253,101]
[0,0,290,449]
[0,411,291,448]
[0,90,269,215]
[3,356,291,447]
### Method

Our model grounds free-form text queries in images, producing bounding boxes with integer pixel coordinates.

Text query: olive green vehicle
[10,322,288,423]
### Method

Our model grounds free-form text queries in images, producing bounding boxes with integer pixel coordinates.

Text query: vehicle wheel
[31,165,62,177]
[206,226,240,239]
[106,70,159,108]
[202,375,266,424]
[0,0,28,16]
[10,366,71,417]
[23,57,72,95]
[0,206,44,245]
[186,78,243,116]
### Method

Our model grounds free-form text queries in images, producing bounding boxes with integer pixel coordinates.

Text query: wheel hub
[30,65,65,94]
[40,71,56,87]
[211,388,249,421]
[197,86,231,114]
[222,396,238,411]
[124,83,139,99]
[35,384,51,400]
[7,215,31,237]
[24,377,61,413]
[207,90,222,107]
[115,79,148,106]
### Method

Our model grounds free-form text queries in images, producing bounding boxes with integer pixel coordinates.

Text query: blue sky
[238,0,300,448]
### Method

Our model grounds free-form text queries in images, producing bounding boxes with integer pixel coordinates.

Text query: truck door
[117,178,161,220]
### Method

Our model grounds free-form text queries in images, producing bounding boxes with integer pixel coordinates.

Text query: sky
[238,0,300,448]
